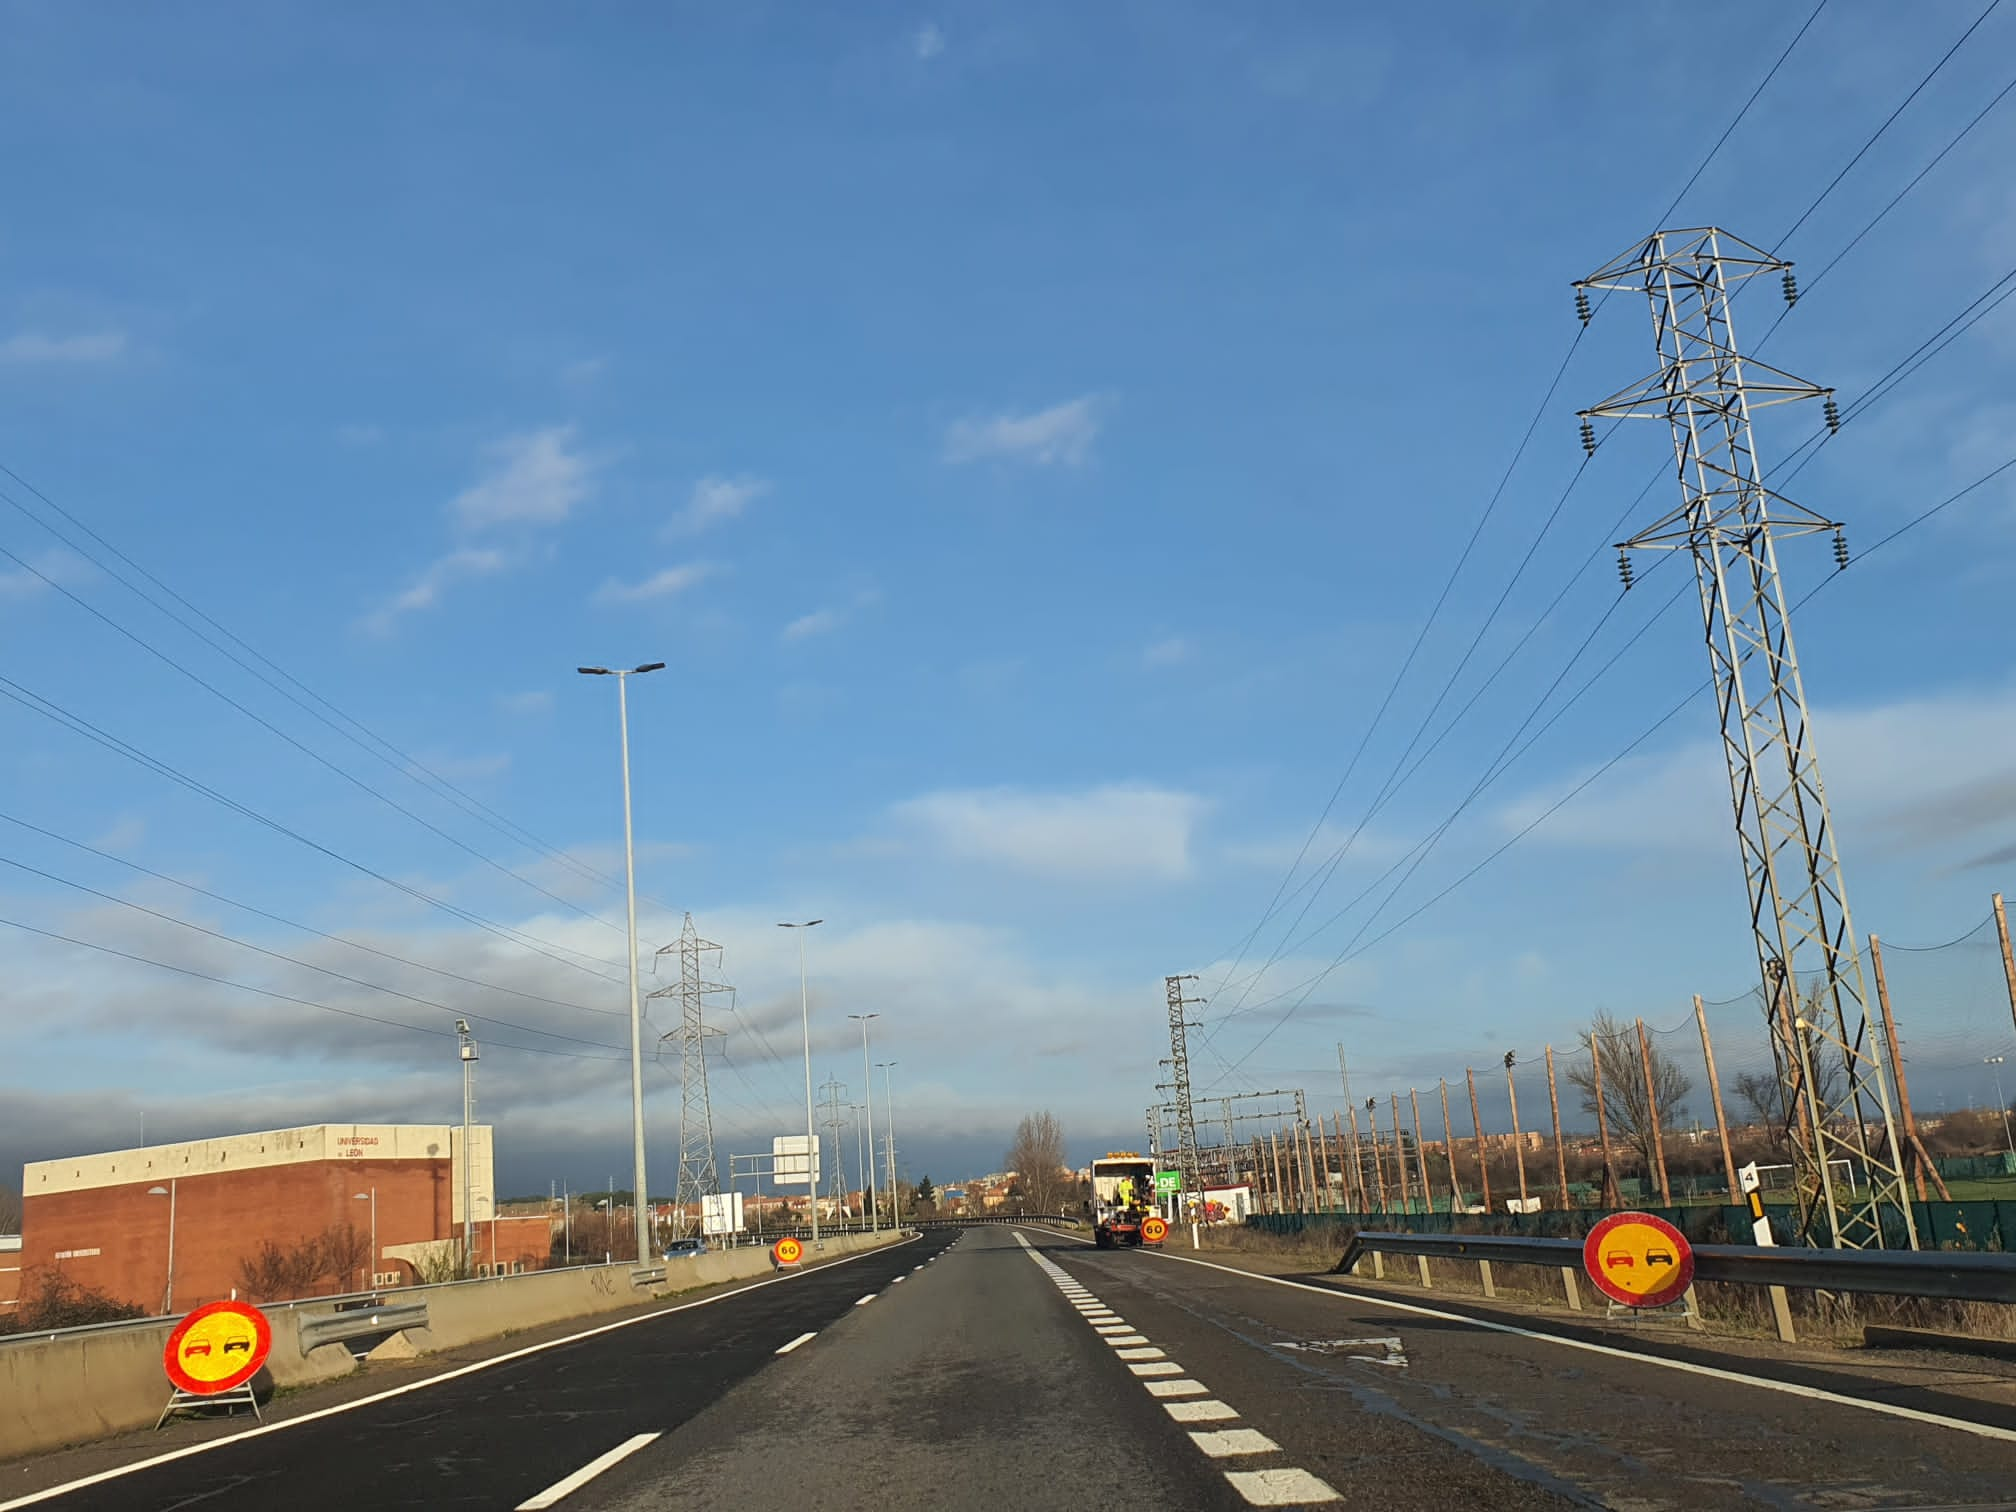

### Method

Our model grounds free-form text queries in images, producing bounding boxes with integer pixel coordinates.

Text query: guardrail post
[1560,1267,1582,1310]
[1417,1255,1433,1288]
[1371,1251,1385,1280]
[1681,1284,1705,1332]
[1767,1287,1796,1342]
[1477,1259,1495,1298]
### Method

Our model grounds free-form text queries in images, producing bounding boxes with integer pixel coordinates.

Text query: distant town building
[0,1234,20,1314]
[18,1123,548,1315]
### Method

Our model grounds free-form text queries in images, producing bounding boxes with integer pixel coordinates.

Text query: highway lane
[1054,1231,2016,1509]
[2,1232,956,1512]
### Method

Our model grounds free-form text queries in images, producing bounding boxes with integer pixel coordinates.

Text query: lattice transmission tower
[1576,226,1915,1250]
[650,914,730,1233]
[1165,974,1205,1197]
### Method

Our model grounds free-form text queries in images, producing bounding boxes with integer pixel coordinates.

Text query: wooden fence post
[1694,994,1740,1200]
[1546,1046,1571,1209]
[1409,1088,1435,1213]
[1439,1080,1463,1213]
[1638,1018,1672,1205]
[1467,1069,1493,1213]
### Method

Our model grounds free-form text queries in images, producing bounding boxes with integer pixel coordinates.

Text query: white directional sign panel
[701,1191,744,1236]
[771,1134,821,1188]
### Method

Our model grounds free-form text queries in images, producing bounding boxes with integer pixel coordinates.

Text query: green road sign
[1155,1170,1182,1194]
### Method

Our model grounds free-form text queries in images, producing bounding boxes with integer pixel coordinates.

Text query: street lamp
[147,1183,176,1314]
[579,660,665,1264]
[1987,1056,2014,1159]
[877,1060,901,1227]
[848,1012,881,1232]
[779,920,824,1248]
[353,1190,377,1291]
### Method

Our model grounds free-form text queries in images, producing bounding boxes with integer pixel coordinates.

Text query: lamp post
[353,1189,377,1291]
[878,1060,901,1227]
[147,1183,176,1314]
[779,920,824,1248]
[849,1012,881,1232]
[578,660,665,1264]
[1987,1056,2014,1158]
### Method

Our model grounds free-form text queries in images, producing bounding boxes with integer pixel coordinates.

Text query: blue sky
[3,3,2016,1197]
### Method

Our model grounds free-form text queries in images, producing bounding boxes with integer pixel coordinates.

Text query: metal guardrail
[1333,1231,2016,1305]
[630,1266,667,1287]
[296,1302,429,1353]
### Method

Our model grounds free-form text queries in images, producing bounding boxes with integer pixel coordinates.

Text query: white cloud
[664,475,767,538]
[358,547,509,635]
[0,330,126,365]
[93,816,147,854]
[1493,683,2016,865]
[407,750,511,783]
[892,782,1208,880]
[944,395,1104,467]
[0,547,97,603]
[1221,820,1410,872]
[914,22,946,59]
[593,562,717,605]
[782,608,842,642]
[1144,636,1193,667]
[498,690,554,717]
[452,426,596,531]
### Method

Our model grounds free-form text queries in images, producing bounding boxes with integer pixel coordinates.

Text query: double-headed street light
[579,661,665,1264]
[779,920,824,1248]
[848,1012,881,1232]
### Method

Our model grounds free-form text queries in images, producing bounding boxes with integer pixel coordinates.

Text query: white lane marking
[855,1294,877,1305]
[515,1433,662,1510]
[1142,1249,2016,1447]
[1165,1399,1240,1422]
[1129,1361,1184,1376]
[1223,1468,1342,1505]
[0,1235,920,1512]
[1092,1324,1133,1335]
[1115,1346,1166,1360]
[1145,1379,1209,1398]
[775,1332,817,1355]
[1105,1334,1151,1346]
[1191,1429,1281,1458]
[892,1276,905,1283]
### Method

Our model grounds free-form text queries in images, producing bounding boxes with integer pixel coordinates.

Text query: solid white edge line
[514,1432,661,1510]
[775,1332,818,1355]
[1140,1247,2016,1445]
[0,1234,921,1511]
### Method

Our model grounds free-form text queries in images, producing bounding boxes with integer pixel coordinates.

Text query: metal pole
[1996,894,2016,1041]
[851,1013,880,1232]
[613,671,651,1264]
[1363,1101,1386,1211]
[370,1188,377,1285]
[1591,1033,1618,1205]
[165,1180,176,1313]
[797,928,820,1248]
[880,1061,901,1226]
[459,1022,478,1268]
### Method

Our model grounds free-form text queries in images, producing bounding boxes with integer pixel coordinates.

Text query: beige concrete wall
[0,1229,905,1462]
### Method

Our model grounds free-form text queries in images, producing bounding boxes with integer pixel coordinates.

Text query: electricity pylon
[819,1076,852,1219]
[1165,974,1205,1199]
[1576,226,1915,1250]
[651,914,729,1235]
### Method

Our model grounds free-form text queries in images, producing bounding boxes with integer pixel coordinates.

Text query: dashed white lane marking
[1165,1399,1239,1422]
[1014,1229,1343,1507]
[1223,1469,1342,1505]
[893,1276,905,1283]
[775,1332,817,1355]
[514,1434,662,1510]
[855,1294,876,1306]
[1191,1429,1281,1458]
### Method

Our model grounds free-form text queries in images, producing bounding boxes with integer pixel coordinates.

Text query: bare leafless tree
[1564,1012,1692,1176]
[1005,1111,1069,1215]
[0,1185,21,1234]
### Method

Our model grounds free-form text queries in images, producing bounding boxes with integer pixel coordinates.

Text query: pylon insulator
[1782,269,1799,305]
[1574,288,1592,324]
[1580,418,1597,457]
[1823,397,1841,434]
[1832,530,1849,570]
[1617,551,1635,590]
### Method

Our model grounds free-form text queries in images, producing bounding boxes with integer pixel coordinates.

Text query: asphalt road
[10,1225,2016,1510]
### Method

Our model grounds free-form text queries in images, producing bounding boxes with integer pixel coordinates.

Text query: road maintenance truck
[1089,1152,1165,1248]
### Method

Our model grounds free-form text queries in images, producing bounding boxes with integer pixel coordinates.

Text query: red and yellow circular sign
[1582,1211,1693,1309]
[1140,1216,1168,1244]
[772,1236,804,1266]
[163,1301,272,1395]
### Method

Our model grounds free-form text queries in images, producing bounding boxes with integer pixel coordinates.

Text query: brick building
[0,1234,19,1314]
[19,1123,548,1316]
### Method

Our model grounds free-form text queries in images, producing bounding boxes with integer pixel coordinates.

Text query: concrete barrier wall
[1,1230,905,1462]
